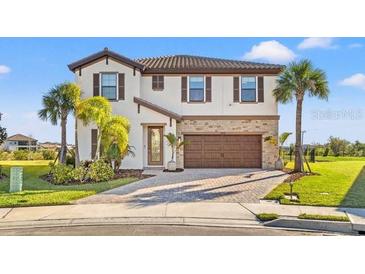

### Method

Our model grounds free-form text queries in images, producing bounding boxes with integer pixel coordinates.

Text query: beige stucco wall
[73,56,279,169]
[75,58,176,169]
[140,75,278,116]
[176,119,279,169]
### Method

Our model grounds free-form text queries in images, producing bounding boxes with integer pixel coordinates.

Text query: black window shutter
[233,77,239,102]
[152,76,157,90]
[93,74,100,96]
[181,76,187,102]
[159,75,164,90]
[205,76,212,102]
[258,76,264,102]
[118,73,125,100]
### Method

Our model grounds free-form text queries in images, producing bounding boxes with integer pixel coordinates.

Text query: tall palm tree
[38,82,80,164]
[273,59,329,172]
[77,96,111,160]
[68,84,82,167]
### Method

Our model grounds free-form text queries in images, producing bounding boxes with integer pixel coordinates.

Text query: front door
[148,126,163,166]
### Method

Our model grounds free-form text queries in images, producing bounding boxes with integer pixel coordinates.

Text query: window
[241,76,257,102]
[101,73,117,100]
[152,75,164,90]
[189,76,204,102]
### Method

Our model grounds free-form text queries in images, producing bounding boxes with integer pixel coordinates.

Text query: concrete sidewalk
[0,202,260,229]
[0,202,365,233]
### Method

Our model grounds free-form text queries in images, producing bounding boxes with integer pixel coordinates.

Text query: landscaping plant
[39,82,81,164]
[273,59,329,172]
[77,96,111,160]
[164,133,188,171]
[88,159,114,182]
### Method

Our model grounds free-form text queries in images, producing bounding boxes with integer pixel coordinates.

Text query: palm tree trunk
[95,126,102,160]
[294,97,304,172]
[60,117,67,164]
[74,117,80,167]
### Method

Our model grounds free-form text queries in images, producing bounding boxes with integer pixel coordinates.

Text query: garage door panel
[184,135,262,168]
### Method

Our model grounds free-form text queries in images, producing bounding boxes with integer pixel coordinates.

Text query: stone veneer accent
[176,119,279,169]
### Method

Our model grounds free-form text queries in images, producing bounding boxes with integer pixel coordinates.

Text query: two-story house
[2,134,38,151]
[68,48,282,170]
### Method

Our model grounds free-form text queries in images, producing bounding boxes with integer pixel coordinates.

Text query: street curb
[0,217,264,230]
[265,217,354,234]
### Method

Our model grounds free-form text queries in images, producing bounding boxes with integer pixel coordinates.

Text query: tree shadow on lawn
[340,167,365,210]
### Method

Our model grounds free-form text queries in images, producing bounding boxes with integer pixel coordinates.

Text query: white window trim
[187,75,206,103]
[100,72,119,100]
[240,76,258,103]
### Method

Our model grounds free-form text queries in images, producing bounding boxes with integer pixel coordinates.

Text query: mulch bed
[282,168,318,183]
[163,168,184,173]
[114,169,154,179]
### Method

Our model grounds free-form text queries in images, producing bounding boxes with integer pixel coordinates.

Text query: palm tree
[164,133,188,162]
[38,82,80,164]
[279,132,292,159]
[273,59,329,172]
[77,96,111,160]
[101,115,130,157]
[68,83,82,167]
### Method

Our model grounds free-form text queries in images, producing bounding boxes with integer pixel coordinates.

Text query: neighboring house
[69,48,282,169]
[39,142,61,150]
[39,142,75,151]
[2,134,38,151]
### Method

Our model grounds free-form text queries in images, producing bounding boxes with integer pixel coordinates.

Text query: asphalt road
[0,225,338,236]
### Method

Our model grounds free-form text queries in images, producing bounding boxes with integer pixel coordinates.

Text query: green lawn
[265,156,365,207]
[0,160,138,208]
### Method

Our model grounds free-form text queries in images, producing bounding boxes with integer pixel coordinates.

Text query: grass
[265,156,365,207]
[298,213,350,222]
[256,213,279,222]
[0,160,138,208]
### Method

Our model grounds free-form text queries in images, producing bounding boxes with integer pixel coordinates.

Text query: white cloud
[243,40,296,64]
[0,65,11,74]
[298,38,336,49]
[340,73,365,90]
[348,43,363,48]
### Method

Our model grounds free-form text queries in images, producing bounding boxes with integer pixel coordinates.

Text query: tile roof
[68,48,284,74]
[136,55,284,74]
[6,134,37,142]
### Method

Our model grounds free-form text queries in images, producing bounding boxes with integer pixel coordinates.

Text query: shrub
[70,166,88,183]
[256,213,279,222]
[0,150,13,160]
[323,147,329,157]
[89,159,114,182]
[13,150,29,160]
[41,149,56,160]
[50,164,73,184]
[29,151,44,160]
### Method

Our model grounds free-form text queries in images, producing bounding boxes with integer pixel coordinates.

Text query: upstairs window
[241,76,257,102]
[189,76,204,102]
[152,75,164,90]
[101,73,117,100]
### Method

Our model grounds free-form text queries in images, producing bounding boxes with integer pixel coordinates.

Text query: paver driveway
[76,169,287,206]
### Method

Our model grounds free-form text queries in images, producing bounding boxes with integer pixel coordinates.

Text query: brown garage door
[184,135,262,168]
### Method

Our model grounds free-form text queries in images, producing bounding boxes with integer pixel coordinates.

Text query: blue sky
[0,37,364,145]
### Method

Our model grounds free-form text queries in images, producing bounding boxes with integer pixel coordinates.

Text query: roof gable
[6,134,37,142]
[68,48,145,72]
